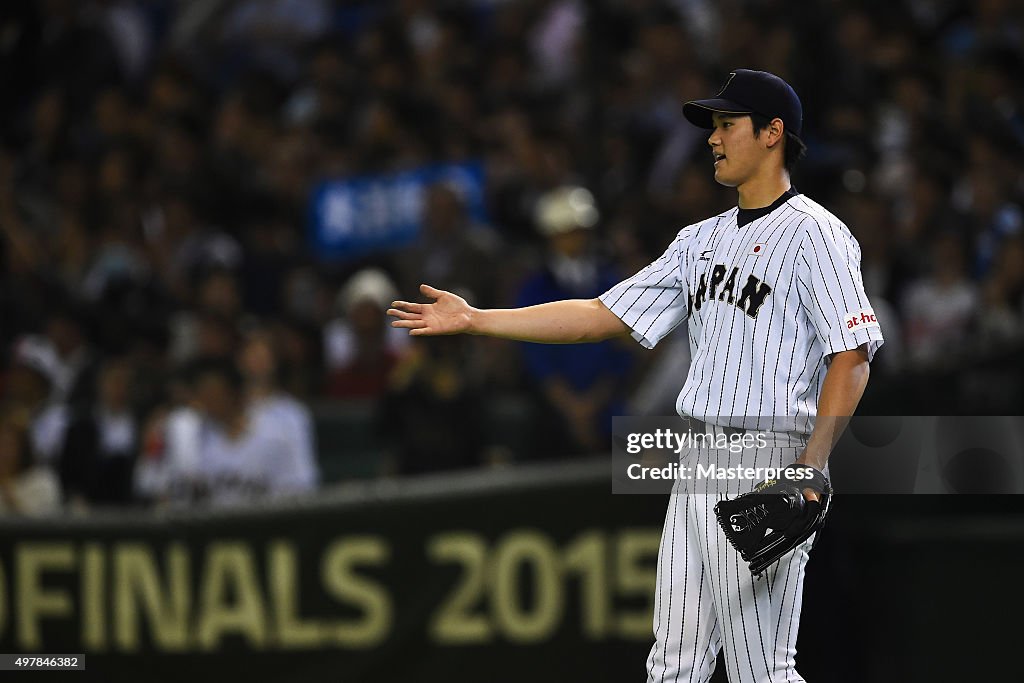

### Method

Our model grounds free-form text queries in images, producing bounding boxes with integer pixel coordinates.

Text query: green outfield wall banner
[0,461,667,683]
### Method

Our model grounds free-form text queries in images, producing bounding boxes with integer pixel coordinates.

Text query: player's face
[707,114,764,187]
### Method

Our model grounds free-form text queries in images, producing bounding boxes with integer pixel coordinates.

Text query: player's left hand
[794,455,822,502]
[715,463,833,577]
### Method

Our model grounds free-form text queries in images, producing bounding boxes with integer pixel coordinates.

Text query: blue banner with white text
[308,161,487,260]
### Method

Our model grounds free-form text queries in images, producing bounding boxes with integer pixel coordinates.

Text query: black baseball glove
[713,464,832,577]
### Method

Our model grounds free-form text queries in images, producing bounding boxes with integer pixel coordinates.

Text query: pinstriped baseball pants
[646,436,814,683]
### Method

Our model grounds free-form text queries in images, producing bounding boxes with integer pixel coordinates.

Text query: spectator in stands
[267,314,324,400]
[144,193,220,304]
[282,41,352,128]
[976,236,1024,353]
[515,186,633,456]
[190,357,316,505]
[0,404,61,516]
[379,336,485,475]
[216,0,331,82]
[5,339,70,467]
[325,268,407,399]
[902,232,979,369]
[133,366,202,507]
[239,328,319,488]
[391,183,503,308]
[170,268,243,364]
[58,357,139,509]
[953,166,1024,279]
[14,303,96,405]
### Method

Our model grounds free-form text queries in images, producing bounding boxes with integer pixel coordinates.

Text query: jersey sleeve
[796,218,885,362]
[599,231,690,349]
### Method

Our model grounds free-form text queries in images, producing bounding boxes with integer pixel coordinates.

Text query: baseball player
[388,69,883,682]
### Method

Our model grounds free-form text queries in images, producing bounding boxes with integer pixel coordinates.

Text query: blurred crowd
[0,0,1022,514]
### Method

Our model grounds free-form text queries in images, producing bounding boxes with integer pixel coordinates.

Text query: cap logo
[717,72,737,96]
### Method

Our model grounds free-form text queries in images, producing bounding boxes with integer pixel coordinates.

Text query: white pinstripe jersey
[600,193,884,434]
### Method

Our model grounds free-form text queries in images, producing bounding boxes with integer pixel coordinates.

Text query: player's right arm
[388,284,630,343]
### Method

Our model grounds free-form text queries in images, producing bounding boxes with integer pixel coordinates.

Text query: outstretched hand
[387,284,475,336]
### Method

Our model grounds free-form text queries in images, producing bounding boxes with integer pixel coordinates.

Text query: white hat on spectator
[535,186,599,236]
[337,268,399,316]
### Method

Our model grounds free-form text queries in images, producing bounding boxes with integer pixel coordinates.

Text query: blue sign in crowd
[309,161,487,259]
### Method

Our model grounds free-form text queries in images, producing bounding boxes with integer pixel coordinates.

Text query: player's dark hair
[749,113,807,173]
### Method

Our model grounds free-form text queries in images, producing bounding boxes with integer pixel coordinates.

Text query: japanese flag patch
[751,243,765,255]
[844,308,880,330]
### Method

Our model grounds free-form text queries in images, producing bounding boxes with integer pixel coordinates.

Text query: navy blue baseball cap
[684,69,803,137]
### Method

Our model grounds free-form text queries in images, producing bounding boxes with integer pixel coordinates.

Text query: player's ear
[766,118,785,148]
